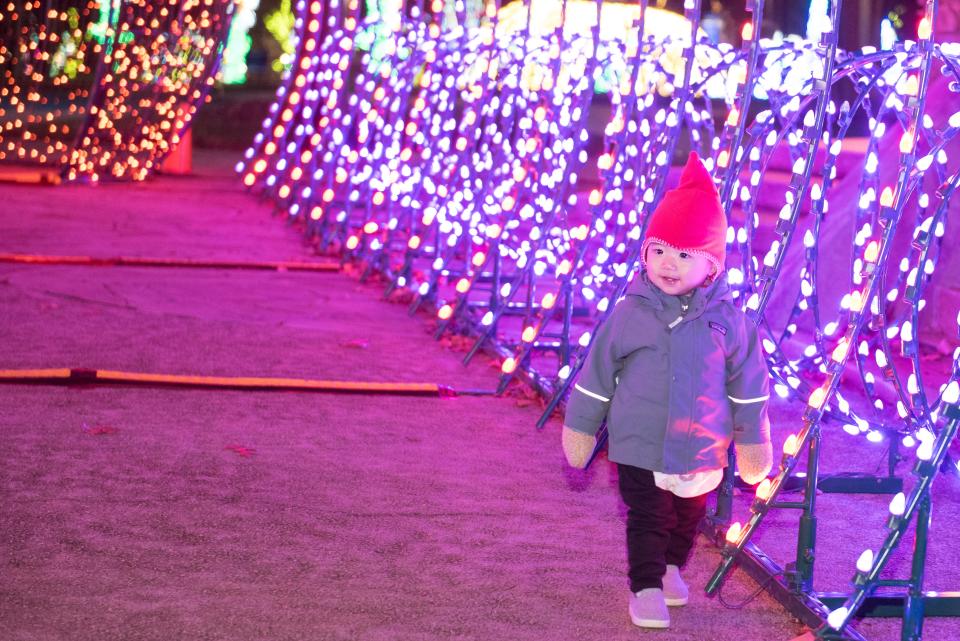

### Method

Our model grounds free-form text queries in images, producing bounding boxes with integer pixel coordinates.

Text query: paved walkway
[1,151,956,641]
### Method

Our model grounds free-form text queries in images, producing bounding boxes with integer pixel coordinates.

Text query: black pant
[617,464,708,592]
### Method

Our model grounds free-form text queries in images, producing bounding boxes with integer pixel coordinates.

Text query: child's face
[646,242,716,296]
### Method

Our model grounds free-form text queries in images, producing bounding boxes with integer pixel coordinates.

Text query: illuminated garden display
[237,0,960,637]
[0,0,236,181]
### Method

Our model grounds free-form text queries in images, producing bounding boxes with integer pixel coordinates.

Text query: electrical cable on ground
[0,168,61,185]
[717,571,784,610]
[0,368,497,397]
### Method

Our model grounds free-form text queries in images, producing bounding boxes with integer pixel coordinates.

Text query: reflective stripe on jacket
[564,271,770,474]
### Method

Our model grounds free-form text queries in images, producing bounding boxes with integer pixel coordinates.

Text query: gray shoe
[663,564,689,606]
[629,588,670,628]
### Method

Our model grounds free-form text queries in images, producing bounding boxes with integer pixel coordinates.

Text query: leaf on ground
[81,422,117,436]
[225,444,256,457]
[503,380,538,400]
[386,289,415,304]
[447,335,473,351]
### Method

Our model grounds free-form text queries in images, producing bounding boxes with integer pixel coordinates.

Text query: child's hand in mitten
[562,425,596,469]
[735,441,772,485]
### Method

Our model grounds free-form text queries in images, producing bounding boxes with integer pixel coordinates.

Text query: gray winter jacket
[564,271,770,474]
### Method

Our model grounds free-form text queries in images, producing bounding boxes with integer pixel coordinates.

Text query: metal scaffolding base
[702,519,960,639]
[701,518,869,641]
[816,472,903,495]
[817,592,960,618]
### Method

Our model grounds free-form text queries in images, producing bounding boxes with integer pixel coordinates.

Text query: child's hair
[640,152,728,277]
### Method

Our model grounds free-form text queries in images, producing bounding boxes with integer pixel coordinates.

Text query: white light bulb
[908,375,919,395]
[827,607,849,630]
[901,322,914,342]
[856,549,874,573]
[944,381,960,404]
[725,522,743,544]
[889,492,906,516]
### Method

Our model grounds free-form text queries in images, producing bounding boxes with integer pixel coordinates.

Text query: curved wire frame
[240,1,960,634]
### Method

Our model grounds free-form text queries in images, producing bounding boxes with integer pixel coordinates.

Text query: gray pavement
[1,151,957,641]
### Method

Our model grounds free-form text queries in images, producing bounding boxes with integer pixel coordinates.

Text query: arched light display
[1,0,101,167]
[239,0,960,636]
[0,0,236,181]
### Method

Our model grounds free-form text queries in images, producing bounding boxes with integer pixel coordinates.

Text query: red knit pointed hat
[641,151,727,275]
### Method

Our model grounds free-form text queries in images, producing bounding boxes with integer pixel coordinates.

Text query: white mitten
[736,441,773,485]
[561,425,596,469]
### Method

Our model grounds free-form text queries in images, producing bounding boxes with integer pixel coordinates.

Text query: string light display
[1,0,101,166]
[1,0,235,181]
[239,0,959,635]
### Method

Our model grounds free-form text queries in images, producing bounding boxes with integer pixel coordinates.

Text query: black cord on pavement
[717,571,784,610]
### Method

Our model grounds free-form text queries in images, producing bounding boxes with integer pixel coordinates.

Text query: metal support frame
[700,519,868,641]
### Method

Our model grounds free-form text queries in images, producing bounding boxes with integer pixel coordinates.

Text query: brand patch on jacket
[709,321,727,335]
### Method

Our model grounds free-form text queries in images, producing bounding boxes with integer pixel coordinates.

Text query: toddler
[562,152,773,629]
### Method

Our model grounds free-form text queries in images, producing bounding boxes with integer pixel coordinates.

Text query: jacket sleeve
[563,306,625,436]
[726,315,771,445]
